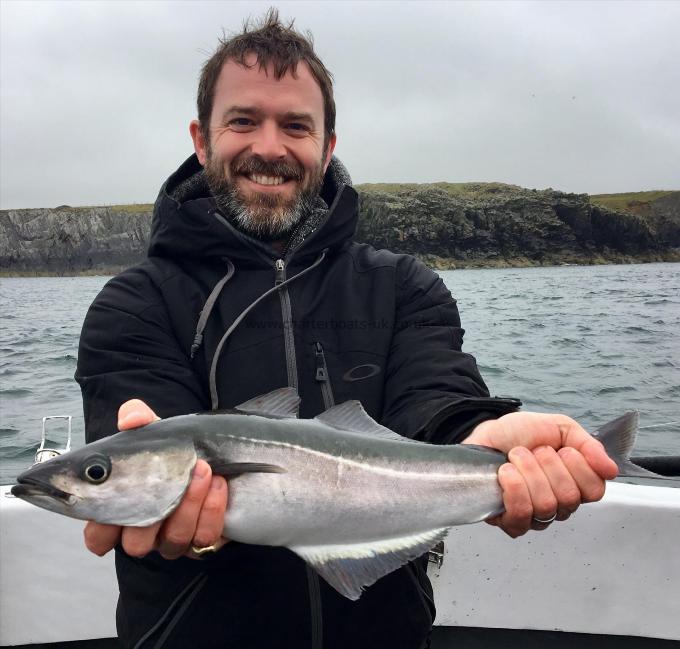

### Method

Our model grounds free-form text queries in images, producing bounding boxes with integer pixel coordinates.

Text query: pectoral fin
[209,462,286,478]
[290,528,448,600]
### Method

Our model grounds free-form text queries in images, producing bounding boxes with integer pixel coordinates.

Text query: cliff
[0,205,151,274]
[1,186,678,274]
[355,185,680,268]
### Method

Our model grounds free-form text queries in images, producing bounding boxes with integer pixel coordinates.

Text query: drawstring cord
[208,249,328,410]
[190,259,236,359]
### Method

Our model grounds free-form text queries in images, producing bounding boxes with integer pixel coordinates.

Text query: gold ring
[191,543,219,556]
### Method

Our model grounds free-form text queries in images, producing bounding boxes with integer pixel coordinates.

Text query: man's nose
[250,122,286,160]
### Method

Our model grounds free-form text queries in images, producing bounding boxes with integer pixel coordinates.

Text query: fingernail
[210,476,223,490]
[194,461,210,479]
[509,447,529,460]
[499,463,517,479]
[118,413,134,427]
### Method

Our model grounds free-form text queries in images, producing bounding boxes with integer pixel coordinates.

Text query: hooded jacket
[76,155,520,649]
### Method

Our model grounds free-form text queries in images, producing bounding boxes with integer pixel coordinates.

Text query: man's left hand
[462,412,619,537]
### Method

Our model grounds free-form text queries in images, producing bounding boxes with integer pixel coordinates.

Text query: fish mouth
[11,475,73,503]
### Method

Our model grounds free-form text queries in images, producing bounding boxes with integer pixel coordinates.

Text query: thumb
[118,399,160,430]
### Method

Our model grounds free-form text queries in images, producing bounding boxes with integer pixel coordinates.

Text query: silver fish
[11,388,649,600]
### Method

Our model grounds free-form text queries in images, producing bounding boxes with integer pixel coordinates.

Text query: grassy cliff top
[356,181,526,200]
[589,190,676,212]
[6,187,677,215]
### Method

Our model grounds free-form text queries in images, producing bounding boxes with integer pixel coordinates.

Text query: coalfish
[11,389,652,600]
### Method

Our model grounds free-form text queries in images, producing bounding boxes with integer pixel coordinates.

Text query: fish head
[11,427,197,526]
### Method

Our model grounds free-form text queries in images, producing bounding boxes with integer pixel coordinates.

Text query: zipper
[275,258,322,649]
[275,259,298,389]
[314,342,335,410]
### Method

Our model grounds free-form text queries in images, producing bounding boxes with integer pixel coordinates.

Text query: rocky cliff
[0,205,151,274]
[1,186,678,274]
[355,185,680,268]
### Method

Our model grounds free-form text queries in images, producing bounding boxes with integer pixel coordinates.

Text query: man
[76,10,617,649]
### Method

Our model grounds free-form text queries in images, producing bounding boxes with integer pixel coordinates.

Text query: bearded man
[76,10,617,649]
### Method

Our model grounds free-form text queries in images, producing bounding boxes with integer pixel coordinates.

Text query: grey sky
[1,0,678,209]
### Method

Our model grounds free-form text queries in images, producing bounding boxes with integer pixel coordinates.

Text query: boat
[1,422,679,648]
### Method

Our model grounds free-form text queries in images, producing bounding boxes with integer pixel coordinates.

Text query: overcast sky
[1,0,679,209]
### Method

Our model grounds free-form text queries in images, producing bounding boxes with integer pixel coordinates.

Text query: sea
[1,263,678,484]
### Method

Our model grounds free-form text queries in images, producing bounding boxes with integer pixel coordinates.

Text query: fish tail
[595,412,667,479]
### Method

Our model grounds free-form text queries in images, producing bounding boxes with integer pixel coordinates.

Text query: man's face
[192,56,336,240]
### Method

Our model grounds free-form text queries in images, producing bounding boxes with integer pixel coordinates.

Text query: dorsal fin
[235,388,300,418]
[314,401,419,443]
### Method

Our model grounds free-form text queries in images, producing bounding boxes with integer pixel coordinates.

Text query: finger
[558,421,618,480]
[157,460,212,560]
[580,438,619,480]
[533,445,581,520]
[495,463,533,538]
[84,521,122,556]
[558,447,607,503]
[121,521,163,558]
[117,399,159,430]
[192,476,228,548]
[508,447,557,523]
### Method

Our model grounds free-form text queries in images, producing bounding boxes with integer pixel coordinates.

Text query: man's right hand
[83,400,229,560]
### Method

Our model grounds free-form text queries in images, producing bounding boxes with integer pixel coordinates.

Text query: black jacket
[76,155,519,649]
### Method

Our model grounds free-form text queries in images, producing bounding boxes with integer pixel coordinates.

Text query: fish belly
[221,441,503,548]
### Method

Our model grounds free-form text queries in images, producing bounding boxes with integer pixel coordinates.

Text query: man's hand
[83,400,229,559]
[463,411,618,538]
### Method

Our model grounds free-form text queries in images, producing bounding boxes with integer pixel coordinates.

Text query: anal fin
[290,528,448,601]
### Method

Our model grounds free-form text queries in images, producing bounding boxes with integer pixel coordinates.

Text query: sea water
[1,263,678,484]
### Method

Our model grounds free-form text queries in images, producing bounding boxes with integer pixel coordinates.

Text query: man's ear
[322,133,337,172]
[190,120,208,166]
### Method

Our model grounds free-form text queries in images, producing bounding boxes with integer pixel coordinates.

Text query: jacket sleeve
[380,256,520,444]
[75,268,208,443]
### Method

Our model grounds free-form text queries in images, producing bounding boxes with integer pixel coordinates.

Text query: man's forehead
[212,57,324,117]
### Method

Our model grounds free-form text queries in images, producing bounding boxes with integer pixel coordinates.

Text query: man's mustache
[231,156,304,182]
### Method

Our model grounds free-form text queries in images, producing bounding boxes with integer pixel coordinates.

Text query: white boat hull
[1,480,679,646]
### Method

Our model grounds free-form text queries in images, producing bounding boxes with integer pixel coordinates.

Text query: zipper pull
[275,259,285,286]
[314,342,327,381]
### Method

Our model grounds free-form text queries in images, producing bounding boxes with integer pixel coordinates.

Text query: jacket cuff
[418,396,522,444]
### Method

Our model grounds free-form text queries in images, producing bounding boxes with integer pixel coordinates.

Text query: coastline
[1,252,678,278]
[2,186,678,276]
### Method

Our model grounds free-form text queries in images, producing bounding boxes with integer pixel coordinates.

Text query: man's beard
[204,149,325,241]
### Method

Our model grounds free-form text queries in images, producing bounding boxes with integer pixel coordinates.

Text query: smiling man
[76,9,616,649]
[194,54,334,243]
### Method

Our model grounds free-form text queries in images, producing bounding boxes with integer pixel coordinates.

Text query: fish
[11,388,655,600]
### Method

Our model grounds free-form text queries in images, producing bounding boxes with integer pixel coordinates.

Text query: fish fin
[209,462,286,478]
[595,412,667,479]
[235,388,300,418]
[290,527,448,601]
[315,401,420,443]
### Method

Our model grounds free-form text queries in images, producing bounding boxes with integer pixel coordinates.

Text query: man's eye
[229,118,254,129]
[286,123,308,133]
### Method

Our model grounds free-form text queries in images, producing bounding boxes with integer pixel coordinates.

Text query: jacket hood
[148,154,358,266]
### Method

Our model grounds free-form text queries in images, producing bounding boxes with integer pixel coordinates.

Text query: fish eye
[80,454,111,484]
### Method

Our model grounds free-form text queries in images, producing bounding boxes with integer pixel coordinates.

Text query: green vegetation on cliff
[590,190,675,213]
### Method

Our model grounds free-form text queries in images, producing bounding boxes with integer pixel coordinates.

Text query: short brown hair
[197,8,335,143]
